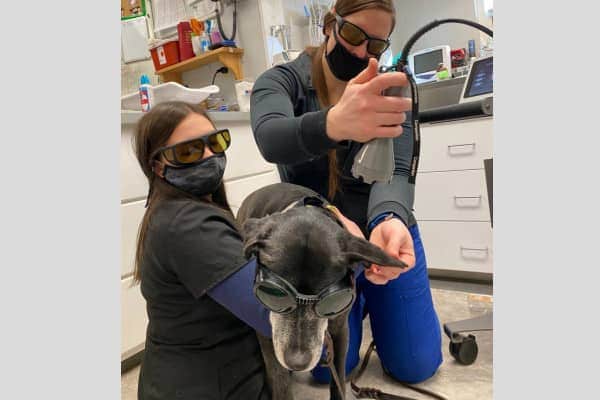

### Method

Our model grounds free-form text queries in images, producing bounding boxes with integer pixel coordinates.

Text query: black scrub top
[137,198,270,400]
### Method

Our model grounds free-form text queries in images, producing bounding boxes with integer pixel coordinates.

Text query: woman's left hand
[366,218,416,285]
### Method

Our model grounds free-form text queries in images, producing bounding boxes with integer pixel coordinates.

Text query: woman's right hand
[326,58,412,143]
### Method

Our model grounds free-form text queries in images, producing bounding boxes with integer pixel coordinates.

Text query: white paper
[152,0,190,32]
[121,16,150,63]
[187,0,217,21]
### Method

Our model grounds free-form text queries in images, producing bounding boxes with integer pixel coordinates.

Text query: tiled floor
[122,282,493,399]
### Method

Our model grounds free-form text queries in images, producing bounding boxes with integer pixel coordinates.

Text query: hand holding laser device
[326,58,411,144]
[351,19,494,185]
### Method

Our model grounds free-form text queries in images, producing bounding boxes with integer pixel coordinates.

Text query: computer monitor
[414,49,443,74]
[408,45,451,83]
[459,56,493,103]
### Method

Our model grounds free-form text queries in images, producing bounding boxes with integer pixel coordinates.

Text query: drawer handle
[447,143,476,155]
[460,246,489,260]
[460,246,489,252]
[454,195,482,208]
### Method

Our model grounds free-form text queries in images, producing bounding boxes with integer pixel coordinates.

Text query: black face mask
[163,153,226,198]
[325,28,370,81]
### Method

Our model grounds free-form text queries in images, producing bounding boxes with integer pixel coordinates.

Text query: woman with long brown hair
[133,101,272,399]
[251,0,443,384]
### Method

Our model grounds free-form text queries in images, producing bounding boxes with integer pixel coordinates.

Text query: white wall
[281,0,311,50]
[182,0,269,105]
[390,0,481,57]
[473,0,493,52]
[236,0,270,80]
[120,0,270,105]
[121,0,161,96]
[254,0,487,62]
[120,0,492,98]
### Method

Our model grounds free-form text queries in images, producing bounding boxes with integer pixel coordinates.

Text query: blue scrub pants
[312,224,443,384]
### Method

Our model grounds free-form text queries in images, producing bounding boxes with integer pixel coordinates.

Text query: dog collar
[281,196,345,229]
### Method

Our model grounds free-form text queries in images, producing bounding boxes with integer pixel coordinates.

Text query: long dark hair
[131,101,233,282]
[306,0,396,200]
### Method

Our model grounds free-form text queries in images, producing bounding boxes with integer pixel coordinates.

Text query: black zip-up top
[250,51,417,232]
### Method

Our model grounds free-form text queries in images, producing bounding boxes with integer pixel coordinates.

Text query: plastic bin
[149,38,180,71]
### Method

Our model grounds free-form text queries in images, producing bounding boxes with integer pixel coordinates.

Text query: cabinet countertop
[121,110,251,125]
[122,110,490,128]
[421,113,493,126]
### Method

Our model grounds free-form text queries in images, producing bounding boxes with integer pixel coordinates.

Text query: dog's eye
[256,284,295,313]
[258,286,287,298]
[315,290,354,317]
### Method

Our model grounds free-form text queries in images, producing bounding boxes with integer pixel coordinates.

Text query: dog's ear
[241,217,262,239]
[336,230,408,269]
[241,217,276,260]
[241,217,265,259]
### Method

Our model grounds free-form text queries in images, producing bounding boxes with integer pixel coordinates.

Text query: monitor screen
[413,49,443,75]
[464,57,493,98]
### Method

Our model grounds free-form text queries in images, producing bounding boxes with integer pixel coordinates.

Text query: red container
[177,22,195,61]
[451,48,467,68]
[149,39,180,71]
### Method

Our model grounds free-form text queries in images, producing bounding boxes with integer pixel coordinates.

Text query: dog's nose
[283,351,315,371]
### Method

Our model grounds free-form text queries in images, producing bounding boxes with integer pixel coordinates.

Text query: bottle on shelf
[199,29,211,53]
[209,18,223,46]
[139,74,152,113]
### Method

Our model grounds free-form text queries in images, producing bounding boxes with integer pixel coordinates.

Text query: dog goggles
[334,13,391,57]
[152,129,231,166]
[253,263,355,318]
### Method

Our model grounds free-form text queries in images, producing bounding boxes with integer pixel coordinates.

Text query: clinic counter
[420,112,492,126]
[420,97,493,125]
[121,110,251,125]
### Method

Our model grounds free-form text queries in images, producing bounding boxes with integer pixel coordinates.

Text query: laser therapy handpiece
[350,19,493,185]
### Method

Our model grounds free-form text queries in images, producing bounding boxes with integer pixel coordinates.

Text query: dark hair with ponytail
[305,0,396,200]
[131,101,233,283]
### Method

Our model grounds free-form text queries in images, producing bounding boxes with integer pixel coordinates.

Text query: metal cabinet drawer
[418,221,493,274]
[121,124,148,201]
[121,276,148,360]
[217,121,278,182]
[419,117,492,172]
[414,169,491,221]
[224,170,281,212]
[121,200,145,278]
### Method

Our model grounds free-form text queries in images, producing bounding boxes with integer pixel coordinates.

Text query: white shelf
[121,110,250,126]
[121,82,219,111]
[207,111,250,122]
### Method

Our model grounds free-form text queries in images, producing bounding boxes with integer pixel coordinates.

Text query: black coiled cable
[386,19,494,184]
[213,0,237,42]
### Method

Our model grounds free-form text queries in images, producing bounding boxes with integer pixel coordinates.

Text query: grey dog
[237,182,407,400]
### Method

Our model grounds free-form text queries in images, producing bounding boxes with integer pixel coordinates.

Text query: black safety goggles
[151,129,231,167]
[335,13,391,57]
[253,263,355,318]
